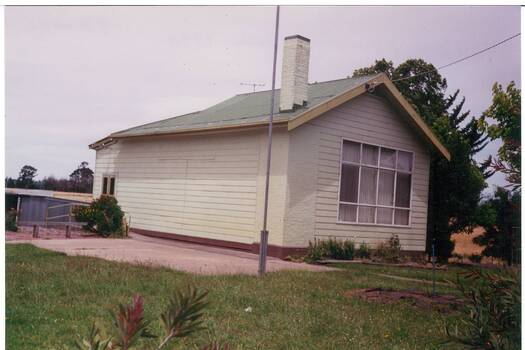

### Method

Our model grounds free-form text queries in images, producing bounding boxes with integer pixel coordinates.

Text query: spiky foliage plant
[76,287,219,350]
[445,269,520,349]
[111,295,155,349]
[156,287,209,349]
[74,323,112,350]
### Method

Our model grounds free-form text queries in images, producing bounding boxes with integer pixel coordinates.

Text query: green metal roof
[109,74,378,138]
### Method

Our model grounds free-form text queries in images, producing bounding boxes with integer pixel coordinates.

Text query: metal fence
[17,196,88,227]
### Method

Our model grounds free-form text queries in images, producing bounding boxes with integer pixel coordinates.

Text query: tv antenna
[240,82,265,92]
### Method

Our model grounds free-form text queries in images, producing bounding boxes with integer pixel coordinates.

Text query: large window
[338,140,413,226]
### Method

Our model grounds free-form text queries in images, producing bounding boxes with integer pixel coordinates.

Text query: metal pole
[15,195,20,225]
[431,239,436,296]
[258,5,280,277]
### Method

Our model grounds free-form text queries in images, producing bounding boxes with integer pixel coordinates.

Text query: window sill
[335,220,412,229]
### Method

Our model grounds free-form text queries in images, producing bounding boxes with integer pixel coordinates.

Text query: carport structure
[5,188,92,227]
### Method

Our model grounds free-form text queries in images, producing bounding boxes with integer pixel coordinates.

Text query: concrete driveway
[13,233,334,275]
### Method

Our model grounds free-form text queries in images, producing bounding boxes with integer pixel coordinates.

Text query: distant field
[6,244,478,350]
[451,226,485,256]
[450,227,505,265]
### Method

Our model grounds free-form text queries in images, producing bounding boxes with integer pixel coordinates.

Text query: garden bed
[345,288,461,311]
[318,259,448,270]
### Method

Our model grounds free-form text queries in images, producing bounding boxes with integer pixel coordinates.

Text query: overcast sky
[5,6,521,193]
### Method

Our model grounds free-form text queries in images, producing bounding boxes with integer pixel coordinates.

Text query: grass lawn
[7,244,473,349]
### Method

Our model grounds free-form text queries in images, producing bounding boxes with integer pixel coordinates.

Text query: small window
[102,176,116,196]
[102,177,108,195]
[109,177,116,196]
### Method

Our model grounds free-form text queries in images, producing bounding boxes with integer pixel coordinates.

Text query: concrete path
[11,233,335,275]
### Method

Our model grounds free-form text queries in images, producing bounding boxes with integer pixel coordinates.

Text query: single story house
[90,35,450,258]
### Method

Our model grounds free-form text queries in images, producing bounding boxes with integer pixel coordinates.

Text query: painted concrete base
[10,233,336,276]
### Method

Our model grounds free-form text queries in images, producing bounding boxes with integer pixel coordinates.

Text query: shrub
[72,205,96,232]
[356,242,371,259]
[373,234,402,263]
[304,239,325,263]
[325,238,345,259]
[76,287,225,350]
[342,240,355,260]
[469,254,483,264]
[5,209,18,232]
[445,269,520,349]
[305,238,355,262]
[73,195,124,237]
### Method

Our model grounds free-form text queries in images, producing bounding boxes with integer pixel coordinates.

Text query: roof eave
[378,74,451,161]
[89,137,117,150]
[92,119,289,147]
[287,73,451,161]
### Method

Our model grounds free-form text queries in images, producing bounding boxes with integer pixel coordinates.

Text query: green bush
[325,238,344,259]
[304,239,325,263]
[305,238,355,262]
[342,240,355,260]
[446,269,520,349]
[356,242,371,259]
[469,254,483,264]
[373,234,402,263]
[5,209,17,232]
[73,195,124,237]
[72,205,96,232]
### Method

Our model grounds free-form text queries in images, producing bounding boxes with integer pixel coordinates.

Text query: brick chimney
[279,35,310,112]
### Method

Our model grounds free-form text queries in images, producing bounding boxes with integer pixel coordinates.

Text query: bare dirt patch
[345,288,461,312]
[320,259,447,270]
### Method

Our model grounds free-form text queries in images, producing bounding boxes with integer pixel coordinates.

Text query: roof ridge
[310,74,379,84]
[234,74,379,96]
[104,73,383,140]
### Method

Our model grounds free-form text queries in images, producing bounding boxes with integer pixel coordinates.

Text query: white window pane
[362,144,378,165]
[340,164,359,202]
[358,206,375,223]
[378,170,395,206]
[339,204,357,222]
[342,141,360,163]
[359,167,377,204]
[377,208,393,224]
[395,173,411,208]
[380,148,396,168]
[397,151,413,172]
[394,209,409,225]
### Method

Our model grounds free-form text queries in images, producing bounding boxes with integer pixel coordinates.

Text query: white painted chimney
[279,35,310,112]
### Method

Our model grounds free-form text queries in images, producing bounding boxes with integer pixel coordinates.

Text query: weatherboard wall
[93,127,290,247]
[284,92,431,251]
[93,92,431,252]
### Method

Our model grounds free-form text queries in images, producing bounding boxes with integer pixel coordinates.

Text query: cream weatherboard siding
[284,93,431,251]
[93,127,290,247]
[93,92,432,252]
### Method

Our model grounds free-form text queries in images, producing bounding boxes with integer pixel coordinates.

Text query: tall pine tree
[354,59,489,260]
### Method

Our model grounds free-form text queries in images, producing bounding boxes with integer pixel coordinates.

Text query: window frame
[101,174,117,197]
[336,138,415,228]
